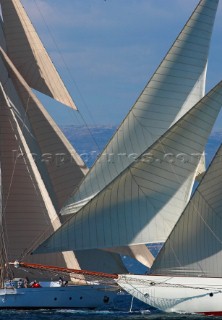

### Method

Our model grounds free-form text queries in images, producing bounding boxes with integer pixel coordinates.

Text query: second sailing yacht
[0,0,128,309]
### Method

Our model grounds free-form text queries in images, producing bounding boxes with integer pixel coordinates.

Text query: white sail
[151,144,222,278]
[0,0,76,109]
[62,0,218,216]
[35,81,222,254]
[116,145,222,314]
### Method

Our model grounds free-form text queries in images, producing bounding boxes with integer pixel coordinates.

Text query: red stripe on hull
[198,312,222,316]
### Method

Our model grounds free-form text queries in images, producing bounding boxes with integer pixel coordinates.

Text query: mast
[0,176,6,288]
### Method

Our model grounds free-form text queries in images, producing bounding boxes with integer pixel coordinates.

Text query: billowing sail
[35,81,222,254]
[151,145,222,278]
[0,0,77,109]
[62,0,218,216]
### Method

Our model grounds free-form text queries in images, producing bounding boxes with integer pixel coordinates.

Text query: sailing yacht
[116,144,222,316]
[0,0,130,309]
[34,0,222,314]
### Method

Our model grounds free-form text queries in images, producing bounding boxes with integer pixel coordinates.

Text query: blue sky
[23,0,222,131]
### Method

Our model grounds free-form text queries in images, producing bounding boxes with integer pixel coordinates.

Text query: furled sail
[0,0,77,109]
[61,0,218,217]
[35,81,222,254]
[151,144,222,278]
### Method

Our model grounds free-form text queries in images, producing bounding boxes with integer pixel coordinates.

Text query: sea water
[0,309,220,320]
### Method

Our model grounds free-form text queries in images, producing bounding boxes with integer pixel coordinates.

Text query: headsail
[62,0,219,216]
[35,81,222,254]
[151,144,222,278]
[57,0,218,267]
[0,0,77,109]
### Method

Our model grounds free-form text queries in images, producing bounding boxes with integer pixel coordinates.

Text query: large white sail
[151,144,222,278]
[62,0,218,216]
[0,0,76,109]
[35,81,222,254]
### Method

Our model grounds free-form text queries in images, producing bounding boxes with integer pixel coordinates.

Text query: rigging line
[121,275,221,292]
[194,194,207,276]
[0,123,17,215]
[0,85,22,265]
[2,91,56,262]
[10,91,50,260]
[75,110,101,152]
[9,89,58,260]
[32,0,101,153]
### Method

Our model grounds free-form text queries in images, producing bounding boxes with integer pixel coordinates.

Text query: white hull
[0,284,125,309]
[117,275,222,315]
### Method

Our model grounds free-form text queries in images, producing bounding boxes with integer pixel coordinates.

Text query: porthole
[69,297,72,300]
[54,297,57,301]
[80,296,83,300]
[103,296,109,303]
[209,293,214,297]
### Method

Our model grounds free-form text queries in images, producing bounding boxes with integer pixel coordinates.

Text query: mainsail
[35,81,222,254]
[0,1,127,275]
[0,0,77,109]
[0,81,80,274]
[61,0,218,217]
[0,47,87,211]
[151,144,222,278]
